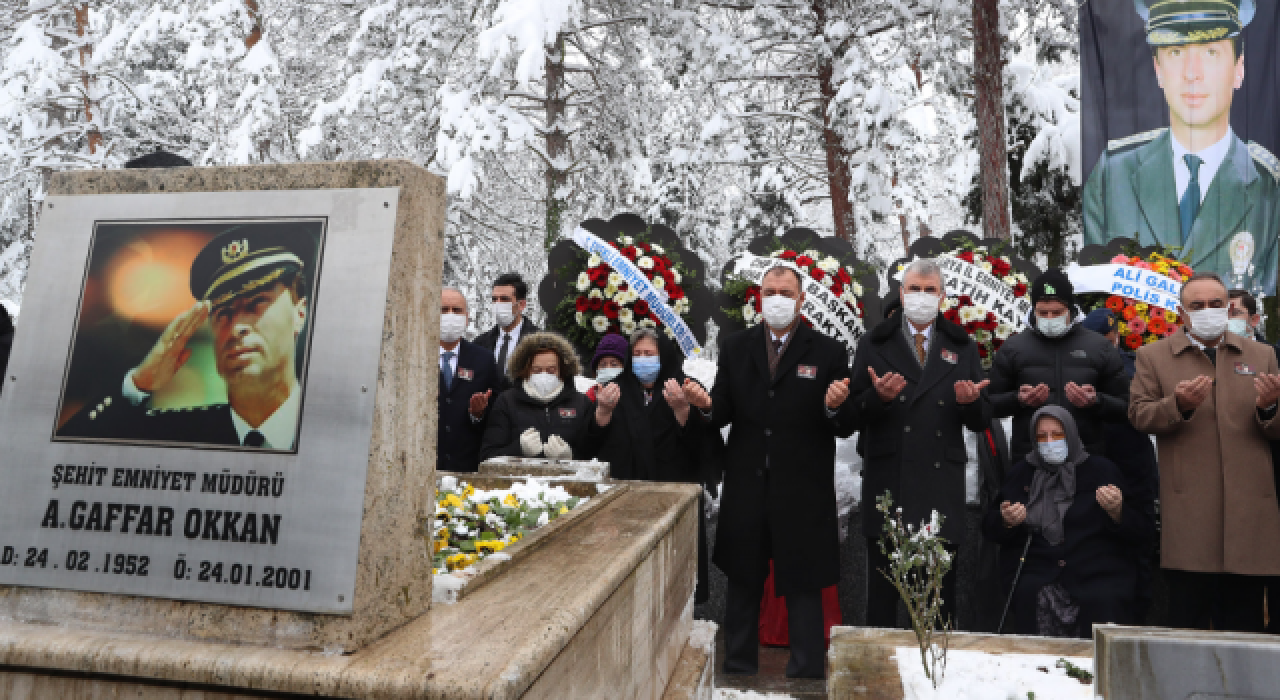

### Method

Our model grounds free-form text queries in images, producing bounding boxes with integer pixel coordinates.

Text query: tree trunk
[73,3,100,155]
[813,0,856,245]
[543,34,569,251]
[973,0,1010,240]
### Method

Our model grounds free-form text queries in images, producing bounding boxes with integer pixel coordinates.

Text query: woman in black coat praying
[983,404,1155,637]
[591,328,710,602]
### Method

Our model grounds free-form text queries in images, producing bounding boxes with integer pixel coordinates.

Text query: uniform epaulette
[1249,141,1280,181]
[146,404,222,416]
[1107,128,1167,153]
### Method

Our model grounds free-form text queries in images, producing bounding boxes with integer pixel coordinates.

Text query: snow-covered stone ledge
[827,626,1093,699]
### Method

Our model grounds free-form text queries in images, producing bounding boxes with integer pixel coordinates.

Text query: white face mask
[903,292,941,326]
[493,301,515,328]
[1036,315,1070,338]
[440,313,467,343]
[526,372,562,398]
[1227,318,1252,338]
[596,367,623,384]
[761,294,798,330]
[1188,307,1229,341]
[1039,439,1069,465]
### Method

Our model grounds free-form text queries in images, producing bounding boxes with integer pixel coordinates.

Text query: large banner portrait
[0,188,398,613]
[1081,0,1280,295]
[55,220,325,452]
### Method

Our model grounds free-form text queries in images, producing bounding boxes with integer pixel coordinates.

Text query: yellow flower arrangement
[1165,310,1179,323]
[1135,303,1148,312]
[434,479,584,576]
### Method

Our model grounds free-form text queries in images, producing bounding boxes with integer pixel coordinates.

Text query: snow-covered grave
[828,627,1095,699]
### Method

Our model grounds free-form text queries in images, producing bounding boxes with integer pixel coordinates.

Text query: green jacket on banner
[1083,128,1280,295]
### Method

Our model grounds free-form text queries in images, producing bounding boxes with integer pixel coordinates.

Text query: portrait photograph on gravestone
[54,220,325,452]
[0,186,400,614]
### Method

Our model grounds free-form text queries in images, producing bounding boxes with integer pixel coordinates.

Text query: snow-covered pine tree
[0,0,134,300]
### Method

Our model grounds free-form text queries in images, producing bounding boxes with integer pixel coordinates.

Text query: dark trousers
[1165,568,1267,632]
[724,578,825,678]
[866,537,958,629]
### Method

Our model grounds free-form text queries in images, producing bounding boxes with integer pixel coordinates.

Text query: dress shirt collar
[1171,127,1233,204]
[230,385,300,450]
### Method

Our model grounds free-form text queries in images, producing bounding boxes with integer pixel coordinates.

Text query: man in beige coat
[1130,273,1280,632]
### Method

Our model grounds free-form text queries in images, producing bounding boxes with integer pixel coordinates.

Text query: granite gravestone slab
[0,161,444,651]
[1095,625,1280,700]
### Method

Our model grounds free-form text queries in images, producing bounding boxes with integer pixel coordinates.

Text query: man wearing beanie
[988,270,1131,463]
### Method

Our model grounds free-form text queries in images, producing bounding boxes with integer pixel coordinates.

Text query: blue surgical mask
[1039,439,1069,465]
[631,356,662,384]
[596,367,623,384]
[1227,318,1252,338]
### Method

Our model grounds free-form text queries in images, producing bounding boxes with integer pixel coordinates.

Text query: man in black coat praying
[849,258,993,629]
[683,265,857,679]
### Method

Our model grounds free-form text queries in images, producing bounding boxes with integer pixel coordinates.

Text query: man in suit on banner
[1083,0,1280,295]
[682,265,857,679]
[438,288,499,473]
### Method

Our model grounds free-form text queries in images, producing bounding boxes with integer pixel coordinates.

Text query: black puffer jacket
[478,382,597,461]
[989,316,1129,463]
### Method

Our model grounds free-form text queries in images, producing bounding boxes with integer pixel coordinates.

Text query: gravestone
[0,161,444,651]
[1095,625,1280,699]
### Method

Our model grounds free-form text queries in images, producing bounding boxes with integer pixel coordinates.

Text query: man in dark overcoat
[683,265,856,679]
[438,288,499,473]
[849,257,992,628]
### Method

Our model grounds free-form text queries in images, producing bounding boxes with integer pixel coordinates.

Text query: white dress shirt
[229,387,300,449]
[1171,128,1233,205]
[494,321,524,371]
[440,344,460,376]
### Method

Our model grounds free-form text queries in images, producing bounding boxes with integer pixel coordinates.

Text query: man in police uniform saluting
[1083,0,1280,294]
[60,225,314,450]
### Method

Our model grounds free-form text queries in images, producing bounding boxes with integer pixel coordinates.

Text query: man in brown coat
[1130,273,1280,632]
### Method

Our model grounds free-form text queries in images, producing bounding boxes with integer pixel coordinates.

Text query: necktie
[1179,154,1202,244]
[497,333,511,375]
[244,430,266,448]
[772,339,783,354]
[914,333,927,365]
[442,350,455,390]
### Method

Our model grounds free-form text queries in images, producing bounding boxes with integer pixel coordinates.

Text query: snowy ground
[715,691,797,700]
[894,648,1094,700]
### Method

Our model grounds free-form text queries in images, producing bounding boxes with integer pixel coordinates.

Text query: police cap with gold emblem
[1136,0,1255,47]
[190,225,310,307]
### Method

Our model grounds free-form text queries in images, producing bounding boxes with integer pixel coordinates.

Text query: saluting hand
[1017,383,1050,407]
[1174,375,1213,412]
[1000,501,1026,528]
[954,379,990,405]
[469,390,492,418]
[1065,382,1097,408]
[133,300,210,392]
[868,367,907,403]
[825,377,851,410]
[682,378,711,412]
[1255,373,1280,409]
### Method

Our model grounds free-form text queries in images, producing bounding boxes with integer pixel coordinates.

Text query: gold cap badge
[221,239,250,265]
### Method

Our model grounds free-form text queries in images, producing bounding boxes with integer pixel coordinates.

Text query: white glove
[519,427,544,457]
[544,434,573,460]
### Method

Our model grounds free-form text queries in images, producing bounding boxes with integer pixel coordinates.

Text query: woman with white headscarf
[982,405,1155,637]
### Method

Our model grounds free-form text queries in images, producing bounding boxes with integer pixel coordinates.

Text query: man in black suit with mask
[475,273,540,384]
[683,264,856,679]
[438,287,499,472]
